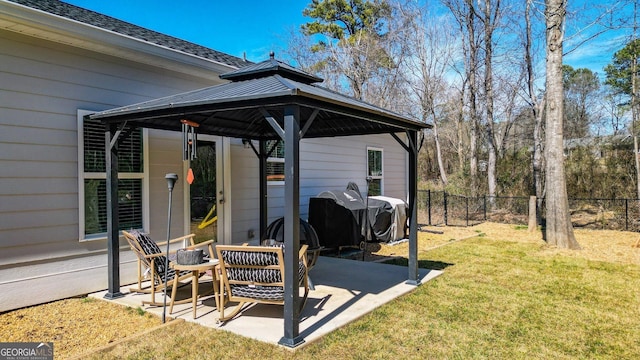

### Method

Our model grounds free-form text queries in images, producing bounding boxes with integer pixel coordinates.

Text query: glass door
[189,139,220,243]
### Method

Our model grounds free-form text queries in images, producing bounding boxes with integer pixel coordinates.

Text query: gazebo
[90,55,431,347]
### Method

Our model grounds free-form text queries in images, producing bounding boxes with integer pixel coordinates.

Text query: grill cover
[368,196,407,242]
[309,189,408,247]
[308,190,366,248]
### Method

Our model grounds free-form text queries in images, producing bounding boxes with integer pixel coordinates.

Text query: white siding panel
[0,208,76,234]
[0,194,75,213]
[0,108,77,130]
[228,134,409,244]
[0,33,209,99]
[0,160,76,178]
[0,178,76,195]
[0,234,131,266]
[0,142,77,162]
[0,71,151,110]
[0,124,76,146]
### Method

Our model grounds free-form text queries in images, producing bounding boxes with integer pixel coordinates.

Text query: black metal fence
[418,190,640,232]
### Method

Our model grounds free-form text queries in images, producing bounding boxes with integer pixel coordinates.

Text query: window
[367,147,383,196]
[78,110,147,240]
[266,140,285,183]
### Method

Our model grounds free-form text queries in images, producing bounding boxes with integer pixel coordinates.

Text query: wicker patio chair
[215,244,309,322]
[122,230,214,307]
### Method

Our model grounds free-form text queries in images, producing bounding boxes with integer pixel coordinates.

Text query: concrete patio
[91,256,442,347]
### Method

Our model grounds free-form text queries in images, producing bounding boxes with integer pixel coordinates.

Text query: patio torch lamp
[163,173,178,323]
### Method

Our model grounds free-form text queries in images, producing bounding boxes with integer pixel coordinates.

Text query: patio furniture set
[122,230,310,322]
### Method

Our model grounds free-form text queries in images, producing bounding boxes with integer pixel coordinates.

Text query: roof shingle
[7,0,250,68]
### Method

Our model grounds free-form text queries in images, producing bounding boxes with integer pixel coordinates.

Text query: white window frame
[77,109,149,241]
[367,146,384,196]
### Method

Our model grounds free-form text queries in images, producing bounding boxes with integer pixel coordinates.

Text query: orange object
[187,168,195,185]
[180,119,200,127]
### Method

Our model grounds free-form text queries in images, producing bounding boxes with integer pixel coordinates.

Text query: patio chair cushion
[221,249,280,267]
[221,248,307,301]
[129,230,188,284]
[228,261,307,301]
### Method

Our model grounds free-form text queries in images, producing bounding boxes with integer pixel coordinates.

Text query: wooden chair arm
[155,233,196,247]
[186,239,214,249]
[298,244,309,265]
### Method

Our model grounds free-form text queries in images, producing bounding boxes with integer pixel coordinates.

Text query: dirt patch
[0,297,161,359]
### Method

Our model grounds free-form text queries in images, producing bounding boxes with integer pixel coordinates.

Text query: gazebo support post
[259,140,268,239]
[279,105,304,347]
[104,123,124,299]
[406,130,420,285]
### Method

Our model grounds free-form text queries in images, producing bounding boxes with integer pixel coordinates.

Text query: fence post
[466,196,469,227]
[427,189,432,226]
[444,191,448,226]
[528,196,537,232]
[625,198,629,231]
[483,195,487,221]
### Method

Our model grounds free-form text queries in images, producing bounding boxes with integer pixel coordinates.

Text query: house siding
[228,135,408,243]
[0,30,221,311]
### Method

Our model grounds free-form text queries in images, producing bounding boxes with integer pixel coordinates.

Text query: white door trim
[182,135,231,244]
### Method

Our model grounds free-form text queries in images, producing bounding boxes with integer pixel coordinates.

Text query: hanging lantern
[181,119,199,161]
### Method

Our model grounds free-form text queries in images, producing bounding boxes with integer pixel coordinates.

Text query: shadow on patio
[91,256,442,347]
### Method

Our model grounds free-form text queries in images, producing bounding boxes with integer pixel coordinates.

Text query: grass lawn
[86,225,640,359]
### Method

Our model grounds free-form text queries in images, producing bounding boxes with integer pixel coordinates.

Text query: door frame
[182,135,232,244]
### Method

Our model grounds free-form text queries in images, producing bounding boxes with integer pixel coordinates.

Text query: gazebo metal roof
[91,56,428,140]
[92,55,429,348]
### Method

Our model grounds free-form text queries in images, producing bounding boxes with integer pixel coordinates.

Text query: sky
[63,0,311,62]
[62,0,634,75]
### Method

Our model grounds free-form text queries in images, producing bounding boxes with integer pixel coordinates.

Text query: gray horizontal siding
[229,134,409,243]
[0,29,221,311]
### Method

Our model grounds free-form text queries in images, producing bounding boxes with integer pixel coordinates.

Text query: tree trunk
[635,133,640,200]
[525,0,545,223]
[457,88,466,172]
[533,99,546,221]
[632,46,640,200]
[482,0,499,208]
[431,111,448,185]
[466,0,479,196]
[544,0,580,249]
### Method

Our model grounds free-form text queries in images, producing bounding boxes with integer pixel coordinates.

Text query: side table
[169,259,220,319]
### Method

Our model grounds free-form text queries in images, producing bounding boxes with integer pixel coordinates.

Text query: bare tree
[544,0,580,249]
[478,0,502,205]
[401,3,457,185]
[442,0,482,195]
